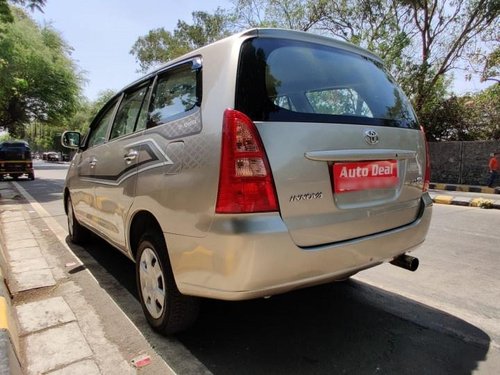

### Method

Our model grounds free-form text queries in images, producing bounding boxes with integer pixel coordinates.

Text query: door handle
[124,149,138,163]
[89,157,97,168]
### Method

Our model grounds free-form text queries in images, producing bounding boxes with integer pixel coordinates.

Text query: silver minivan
[62,28,432,334]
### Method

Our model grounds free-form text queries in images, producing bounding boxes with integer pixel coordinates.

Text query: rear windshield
[0,142,31,161]
[236,37,418,129]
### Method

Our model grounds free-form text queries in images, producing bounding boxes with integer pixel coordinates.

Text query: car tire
[66,196,88,244]
[136,231,199,335]
[28,173,35,180]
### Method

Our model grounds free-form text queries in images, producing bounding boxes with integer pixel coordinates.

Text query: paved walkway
[0,181,172,374]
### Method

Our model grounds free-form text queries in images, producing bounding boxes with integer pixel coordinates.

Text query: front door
[92,83,151,249]
[71,99,118,231]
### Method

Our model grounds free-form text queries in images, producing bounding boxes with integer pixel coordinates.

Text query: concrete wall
[429,141,500,185]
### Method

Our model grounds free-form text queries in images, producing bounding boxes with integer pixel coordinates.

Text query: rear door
[236,36,427,247]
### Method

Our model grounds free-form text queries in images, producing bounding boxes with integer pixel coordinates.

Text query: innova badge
[364,129,379,145]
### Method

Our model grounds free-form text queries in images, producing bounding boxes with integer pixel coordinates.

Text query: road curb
[0,216,23,375]
[431,194,500,209]
[430,183,500,194]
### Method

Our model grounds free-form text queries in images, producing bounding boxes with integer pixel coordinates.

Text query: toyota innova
[61,28,432,334]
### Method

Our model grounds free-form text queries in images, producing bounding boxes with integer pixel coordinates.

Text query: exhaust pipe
[390,254,419,272]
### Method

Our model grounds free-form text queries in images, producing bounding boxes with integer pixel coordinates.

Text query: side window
[148,65,199,128]
[87,101,117,148]
[306,88,373,117]
[110,84,150,140]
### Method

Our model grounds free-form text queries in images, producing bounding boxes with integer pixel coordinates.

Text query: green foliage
[232,0,329,30]
[0,131,10,142]
[0,8,81,138]
[465,84,500,140]
[399,0,498,111]
[65,89,116,136]
[130,9,232,72]
[480,47,499,83]
[420,84,500,141]
[0,0,45,24]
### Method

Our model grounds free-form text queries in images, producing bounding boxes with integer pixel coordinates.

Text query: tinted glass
[148,65,199,127]
[87,101,117,148]
[236,38,418,129]
[0,142,30,161]
[110,84,150,139]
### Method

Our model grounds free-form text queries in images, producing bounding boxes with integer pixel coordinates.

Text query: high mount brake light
[216,109,279,213]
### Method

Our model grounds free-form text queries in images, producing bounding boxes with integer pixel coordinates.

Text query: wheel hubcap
[139,247,166,319]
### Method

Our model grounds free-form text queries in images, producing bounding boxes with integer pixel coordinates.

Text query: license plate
[332,160,398,193]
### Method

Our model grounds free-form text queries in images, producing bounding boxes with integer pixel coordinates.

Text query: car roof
[0,140,29,147]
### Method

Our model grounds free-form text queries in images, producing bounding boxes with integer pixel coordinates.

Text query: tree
[0,8,81,138]
[479,47,500,83]
[0,0,45,23]
[232,0,330,30]
[130,9,232,72]
[397,0,499,113]
[419,83,499,141]
[26,89,116,151]
[463,84,500,140]
[65,89,116,134]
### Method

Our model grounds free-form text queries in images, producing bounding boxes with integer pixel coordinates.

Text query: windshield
[236,37,418,129]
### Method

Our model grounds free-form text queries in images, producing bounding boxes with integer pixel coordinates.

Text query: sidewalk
[0,181,172,375]
[0,182,110,374]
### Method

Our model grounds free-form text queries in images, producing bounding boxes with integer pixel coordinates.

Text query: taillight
[216,109,279,213]
[420,125,431,192]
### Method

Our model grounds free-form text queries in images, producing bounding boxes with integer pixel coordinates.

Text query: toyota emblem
[364,129,379,145]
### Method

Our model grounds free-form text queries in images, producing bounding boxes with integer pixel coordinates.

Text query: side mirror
[61,131,81,149]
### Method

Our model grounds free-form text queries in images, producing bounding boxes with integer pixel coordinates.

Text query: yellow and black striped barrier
[431,195,500,209]
[430,183,500,195]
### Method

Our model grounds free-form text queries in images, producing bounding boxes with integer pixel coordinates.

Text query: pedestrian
[487,152,499,187]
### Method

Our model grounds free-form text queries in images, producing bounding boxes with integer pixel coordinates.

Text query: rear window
[236,37,418,129]
[0,142,31,161]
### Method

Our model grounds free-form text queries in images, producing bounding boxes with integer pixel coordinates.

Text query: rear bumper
[167,194,433,300]
[0,168,33,176]
[0,161,33,176]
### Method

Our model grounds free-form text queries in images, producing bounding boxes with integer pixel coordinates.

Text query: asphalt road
[14,159,500,374]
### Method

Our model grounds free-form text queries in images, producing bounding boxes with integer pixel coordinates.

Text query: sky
[32,0,233,101]
[30,0,492,101]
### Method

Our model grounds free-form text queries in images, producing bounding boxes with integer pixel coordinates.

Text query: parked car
[0,140,35,180]
[61,28,432,334]
[46,151,61,162]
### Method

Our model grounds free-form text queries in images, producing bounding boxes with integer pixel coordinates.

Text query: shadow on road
[67,237,491,375]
